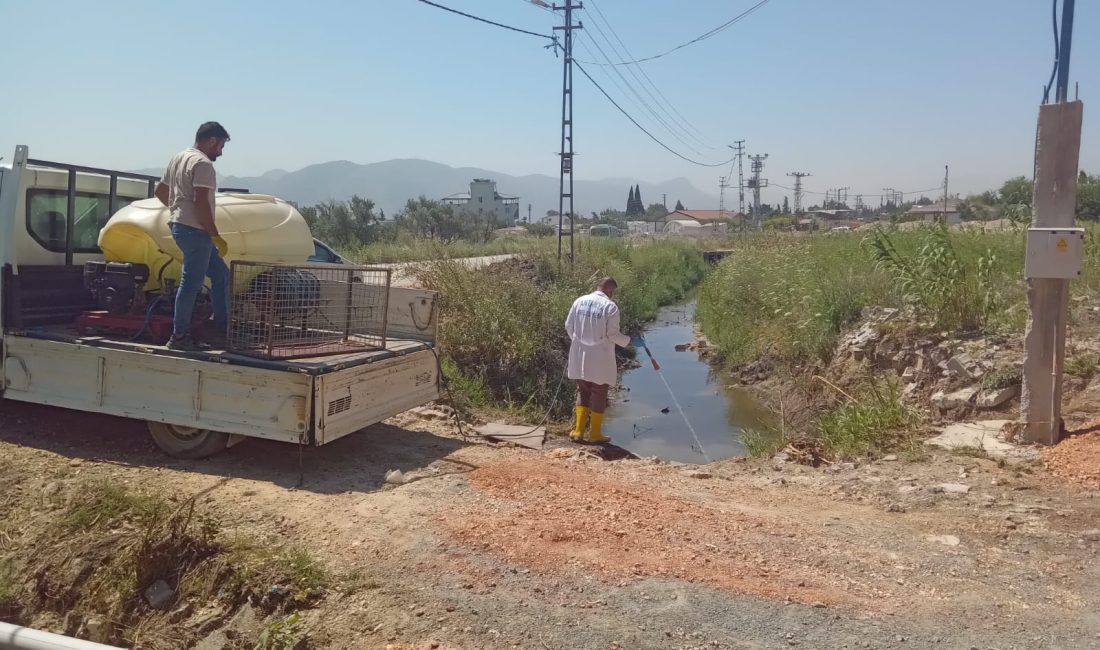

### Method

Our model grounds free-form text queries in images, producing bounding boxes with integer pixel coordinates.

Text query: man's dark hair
[598,277,618,290]
[195,121,230,142]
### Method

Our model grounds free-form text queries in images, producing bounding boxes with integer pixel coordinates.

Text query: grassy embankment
[413,238,708,419]
[0,474,343,649]
[697,224,1091,458]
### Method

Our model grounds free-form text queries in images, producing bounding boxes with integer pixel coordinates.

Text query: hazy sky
[1,0,1096,207]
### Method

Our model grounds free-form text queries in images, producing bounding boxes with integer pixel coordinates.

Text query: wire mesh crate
[227,261,390,360]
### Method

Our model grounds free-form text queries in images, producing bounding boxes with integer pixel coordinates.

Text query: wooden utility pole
[1020,0,1082,444]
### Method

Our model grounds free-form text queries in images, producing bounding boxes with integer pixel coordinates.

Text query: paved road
[378,254,515,288]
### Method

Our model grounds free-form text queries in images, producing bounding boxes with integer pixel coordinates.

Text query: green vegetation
[815,379,914,459]
[1065,352,1100,380]
[697,231,894,365]
[417,239,707,417]
[346,233,548,264]
[697,225,1030,367]
[255,612,304,650]
[61,479,169,530]
[864,226,1010,332]
[740,427,789,459]
[983,365,1022,390]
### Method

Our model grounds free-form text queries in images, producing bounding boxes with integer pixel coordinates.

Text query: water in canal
[602,301,774,464]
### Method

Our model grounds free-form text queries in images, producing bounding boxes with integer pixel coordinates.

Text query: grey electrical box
[1024,227,1085,279]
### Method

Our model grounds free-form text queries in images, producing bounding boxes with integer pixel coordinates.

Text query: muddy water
[603,302,774,464]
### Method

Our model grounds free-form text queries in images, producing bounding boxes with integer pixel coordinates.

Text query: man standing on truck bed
[155,122,231,351]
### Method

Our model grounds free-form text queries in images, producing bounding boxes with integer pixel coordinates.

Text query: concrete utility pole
[788,172,810,214]
[1021,0,1083,444]
[553,0,582,262]
[730,140,746,214]
[748,153,768,228]
[942,165,950,224]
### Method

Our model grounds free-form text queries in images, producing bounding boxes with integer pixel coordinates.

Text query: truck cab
[0,146,442,458]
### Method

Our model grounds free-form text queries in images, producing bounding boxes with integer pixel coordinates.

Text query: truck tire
[146,421,231,459]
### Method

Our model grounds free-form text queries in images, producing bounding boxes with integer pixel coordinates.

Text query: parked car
[309,238,352,265]
[589,224,624,238]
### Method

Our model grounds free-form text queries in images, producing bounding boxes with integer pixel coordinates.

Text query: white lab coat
[565,290,631,386]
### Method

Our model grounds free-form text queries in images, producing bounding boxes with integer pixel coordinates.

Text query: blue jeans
[170,222,229,338]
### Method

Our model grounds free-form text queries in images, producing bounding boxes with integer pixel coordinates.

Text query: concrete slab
[475,423,545,449]
[925,420,1039,461]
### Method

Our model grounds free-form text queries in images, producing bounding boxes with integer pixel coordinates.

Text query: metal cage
[227,261,390,359]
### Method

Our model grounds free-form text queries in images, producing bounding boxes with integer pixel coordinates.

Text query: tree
[397,196,479,242]
[303,195,380,247]
[1078,173,1100,221]
[674,199,685,211]
[597,208,628,227]
[626,187,635,214]
[999,176,1034,207]
[782,196,790,214]
[643,203,666,221]
[634,184,643,213]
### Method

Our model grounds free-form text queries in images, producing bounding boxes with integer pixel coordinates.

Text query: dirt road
[2,401,1099,649]
[380,255,515,288]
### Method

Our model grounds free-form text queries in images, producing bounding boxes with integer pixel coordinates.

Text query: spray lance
[632,335,660,371]
[631,334,712,463]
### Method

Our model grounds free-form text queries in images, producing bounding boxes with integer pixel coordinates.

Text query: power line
[1043,0,1060,103]
[582,0,714,149]
[770,183,944,199]
[520,0,557,14]
[415,0,554,40]
[576,0,773,66]
[576,33,707,156]
[573,60,735,168]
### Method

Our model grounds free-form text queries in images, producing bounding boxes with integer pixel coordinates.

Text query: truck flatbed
[13,325,435,377]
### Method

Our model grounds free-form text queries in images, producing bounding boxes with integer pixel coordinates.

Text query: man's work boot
[570,405,590,441]
[165,334,201,352]
[586,411,610,444]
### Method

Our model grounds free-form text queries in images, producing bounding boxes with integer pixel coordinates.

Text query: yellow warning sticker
[1057,237,1069,253]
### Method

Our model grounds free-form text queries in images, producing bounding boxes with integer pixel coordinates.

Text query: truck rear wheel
[147,422,230,459]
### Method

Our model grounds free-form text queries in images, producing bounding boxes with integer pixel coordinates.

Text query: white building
[441,179,520,226]
[905,198,962,226]
[664,219,728,237]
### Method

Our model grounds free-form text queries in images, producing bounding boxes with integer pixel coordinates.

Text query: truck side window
[27,189,135,253]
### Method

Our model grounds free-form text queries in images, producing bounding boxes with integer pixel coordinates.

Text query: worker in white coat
[565,277,644,443]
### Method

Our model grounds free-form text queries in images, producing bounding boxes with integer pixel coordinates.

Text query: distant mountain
[191,159,721,218]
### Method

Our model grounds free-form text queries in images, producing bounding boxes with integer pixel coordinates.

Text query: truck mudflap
[312,347,440,445]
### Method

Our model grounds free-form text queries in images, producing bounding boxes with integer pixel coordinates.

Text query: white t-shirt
[160,147,216,230]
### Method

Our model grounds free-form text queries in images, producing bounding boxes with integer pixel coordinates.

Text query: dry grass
[5,479,330,649]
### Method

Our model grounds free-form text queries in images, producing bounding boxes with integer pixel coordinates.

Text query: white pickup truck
[0,145,442,458]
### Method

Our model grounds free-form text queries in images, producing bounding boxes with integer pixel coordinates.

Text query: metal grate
[227,261,390,360]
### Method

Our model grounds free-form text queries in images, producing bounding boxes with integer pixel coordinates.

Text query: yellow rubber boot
[570,405,590,441]
[586,411,610,443]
